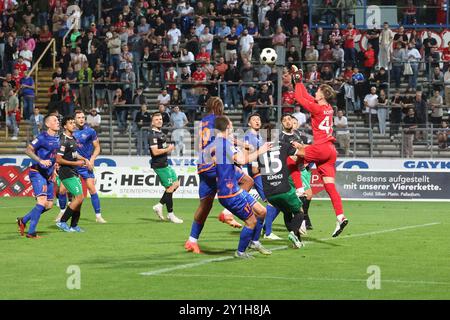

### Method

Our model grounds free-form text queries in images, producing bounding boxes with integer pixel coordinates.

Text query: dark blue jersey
[215,137,240,198]
[29,131,60,178]
[73,125,98,160]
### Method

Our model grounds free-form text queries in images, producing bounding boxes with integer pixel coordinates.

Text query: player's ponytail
[206,96,224,116]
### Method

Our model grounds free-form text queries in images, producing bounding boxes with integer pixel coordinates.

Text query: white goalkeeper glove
[296,187,305,197]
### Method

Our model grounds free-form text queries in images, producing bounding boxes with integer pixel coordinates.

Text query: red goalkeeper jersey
[294,83,336,145]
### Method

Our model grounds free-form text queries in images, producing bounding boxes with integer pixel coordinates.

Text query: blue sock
[90,193,101,214]
[27,204,45,235]
[238,226,254,253]
[58,193,67,210]
[264,205,280,236]
[190,221,204,240]
[252,217,264,242]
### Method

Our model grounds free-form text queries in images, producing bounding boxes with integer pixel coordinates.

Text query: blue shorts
[29,170,55,200]
[198,166,246,199]
[253,175,267,202]
[76,167,95,179]
[218,190,256,221]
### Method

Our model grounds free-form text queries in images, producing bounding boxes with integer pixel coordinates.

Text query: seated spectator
[157,89,171,106]
[437,120,450,149]
[30,107,44,138]
[87,108,101,132]
[334,110,351,156]
[165,67,178,93]
[197,87,211,110]
[158,104,171,132]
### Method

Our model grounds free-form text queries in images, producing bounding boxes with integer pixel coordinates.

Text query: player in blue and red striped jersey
[243,113,282,240]
[214,115,272,258]
[185,97,254,254]
[17,114,60,238]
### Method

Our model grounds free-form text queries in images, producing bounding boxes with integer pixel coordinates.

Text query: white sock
[336,214,345,223]
[222,209,232,215]
[168,212,174,217]
[252,241,261,246]
[96,213,102,218]
[188,236,198,243]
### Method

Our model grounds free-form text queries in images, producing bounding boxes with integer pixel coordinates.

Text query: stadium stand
[0,0,450,158]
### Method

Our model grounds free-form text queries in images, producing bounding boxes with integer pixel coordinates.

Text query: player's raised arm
[234,142,272,165]
[294,82,317,113]
[26,142,51,167]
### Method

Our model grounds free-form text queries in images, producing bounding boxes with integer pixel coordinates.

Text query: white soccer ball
[260,48,278,65]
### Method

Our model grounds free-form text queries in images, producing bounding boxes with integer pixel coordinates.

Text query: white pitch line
[140,246,288,276]
[140,222,441,277]
[148,273,450,286]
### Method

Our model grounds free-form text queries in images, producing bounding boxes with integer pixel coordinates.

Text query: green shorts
[154,166,178,188]
[56,175,61,188]
[61,176,83,196]
[301,169,312,191]
[267,186,303,215]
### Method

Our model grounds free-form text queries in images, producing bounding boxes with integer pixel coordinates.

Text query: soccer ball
[260,48,278,65]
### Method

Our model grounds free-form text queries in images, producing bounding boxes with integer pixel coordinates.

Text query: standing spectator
[167,22,182,51]
[243,86,258,123]
[60,81,77,117]
[92,64,106,110]
[47,78,62,113]
[292,105,307,128]
[403,0,417,24]
[379,22,394,70]
[413,91,427,140]
[158,104,171,129]
[197,87,210,109]
[406,42,421,92]
[71,46,88,73]
[332,43,345,77]
[377,89,388,135]
[224,63,240,109]
[78,61,93,111]
[4,36,17,74]
[87,108,101,133]
[120,65,136,102]
[257,83,273,123]
[119,44,133,74]
[363,86,378,127]
[334,110,351,156]
[363,43,376,77]
[390,90,404,142]
[240,59,254,100]
[19,73,34,121]
[113,88,128,134]
[105,65,119,105]
[135,104,152,156]
[225,26,238,63]
[393,26,408,49]
[402,108,417,158]
[216,19,231,58]
[272,26,287,66]
[239,29,254,61]
[107,31,122,72]
[342,22,357,66]
[6,89,19,140]
[159,45,173,88]
[199,27,214,56]
[57,46,71,76]
[19,43,33,70]
[391,43,407,89]
[170,105,189,156]
[444,67,450,105]
[366,26,380,66]
[29,107,44,138]
[429,89,444,127]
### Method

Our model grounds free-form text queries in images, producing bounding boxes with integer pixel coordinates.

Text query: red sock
[324,183,344,216]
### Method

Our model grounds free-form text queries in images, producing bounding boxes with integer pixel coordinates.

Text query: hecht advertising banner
[1,156,450,200]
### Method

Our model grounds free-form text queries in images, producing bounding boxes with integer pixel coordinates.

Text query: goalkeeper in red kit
[290,66,348,237]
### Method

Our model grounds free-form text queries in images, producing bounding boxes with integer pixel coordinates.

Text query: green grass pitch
[1,197,449,299]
